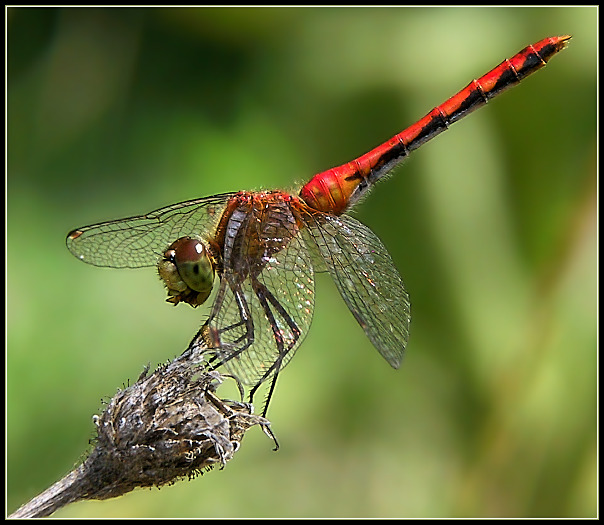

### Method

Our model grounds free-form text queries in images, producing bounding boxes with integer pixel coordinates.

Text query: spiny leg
[192,284,256,373]
[248,278,302,417]
[213,283,255,352]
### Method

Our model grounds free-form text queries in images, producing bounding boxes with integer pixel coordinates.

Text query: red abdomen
[299,35,570,215]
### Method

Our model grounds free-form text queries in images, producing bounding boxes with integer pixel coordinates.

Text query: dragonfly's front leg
[191,280,255,375]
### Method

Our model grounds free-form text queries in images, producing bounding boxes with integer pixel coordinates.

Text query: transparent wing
[305,213,411,368]
[206,201,315,386]
[66,193,235,268]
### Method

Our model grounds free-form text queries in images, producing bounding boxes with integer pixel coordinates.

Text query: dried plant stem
[9,340,275,518]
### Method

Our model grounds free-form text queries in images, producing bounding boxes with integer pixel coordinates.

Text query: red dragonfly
[67,36,570,415]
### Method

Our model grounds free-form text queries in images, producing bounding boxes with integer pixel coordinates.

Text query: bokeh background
[7,6,596,518]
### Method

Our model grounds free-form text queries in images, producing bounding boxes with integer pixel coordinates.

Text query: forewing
[305,213,410,368]
[66,193,235,268]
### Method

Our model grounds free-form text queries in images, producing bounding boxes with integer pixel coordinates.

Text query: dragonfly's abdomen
[300,35,570,215]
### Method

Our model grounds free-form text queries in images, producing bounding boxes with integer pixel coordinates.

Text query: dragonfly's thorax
[212,191,304,281]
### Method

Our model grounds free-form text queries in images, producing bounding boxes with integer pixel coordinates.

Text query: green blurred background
[7,6,596,518]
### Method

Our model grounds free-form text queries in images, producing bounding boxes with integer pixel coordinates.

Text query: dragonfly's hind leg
[247,279,302,417]
[249,367,280,418]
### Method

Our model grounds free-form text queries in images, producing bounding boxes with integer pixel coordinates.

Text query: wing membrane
[66,193,235,268]
[305,213,410,368]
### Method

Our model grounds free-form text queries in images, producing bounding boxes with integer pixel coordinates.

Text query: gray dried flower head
[86,366,274,499]
[10,349,276,518]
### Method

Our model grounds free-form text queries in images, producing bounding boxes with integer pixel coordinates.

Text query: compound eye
[171,237,215,294]
[158,249,187,293]
[158,237,216,307]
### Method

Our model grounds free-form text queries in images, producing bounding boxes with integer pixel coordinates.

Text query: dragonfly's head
[158,236,216,307]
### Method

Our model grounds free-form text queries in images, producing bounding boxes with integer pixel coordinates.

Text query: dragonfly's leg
[212,319,250,346]
[213,286,255,360]
[248,279,302,416]
[190,284,255,374]
[248,373,277,418]
[187,279,231,357]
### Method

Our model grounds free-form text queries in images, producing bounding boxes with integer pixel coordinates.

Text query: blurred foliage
[7,6,596,518]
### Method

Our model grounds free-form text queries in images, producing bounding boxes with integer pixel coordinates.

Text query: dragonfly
[67,36,570,416]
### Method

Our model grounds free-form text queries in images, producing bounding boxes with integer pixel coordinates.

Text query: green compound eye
[158,237,215,307]
[172,238,214,294]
